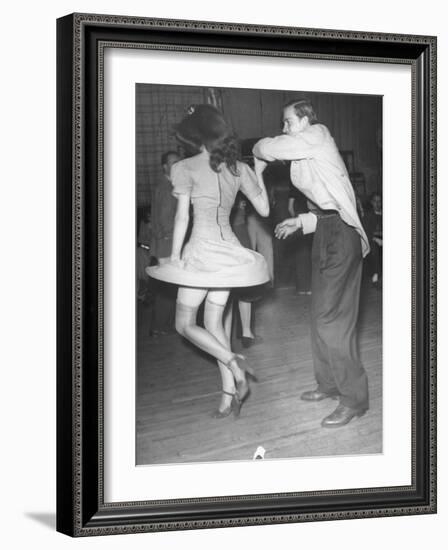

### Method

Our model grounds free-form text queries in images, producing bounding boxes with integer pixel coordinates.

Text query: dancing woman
[147,104,270,418]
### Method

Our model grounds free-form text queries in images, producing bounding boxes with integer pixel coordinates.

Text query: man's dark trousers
[310,213,369,411]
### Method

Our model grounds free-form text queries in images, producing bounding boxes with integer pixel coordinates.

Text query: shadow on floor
[25,512,56,530]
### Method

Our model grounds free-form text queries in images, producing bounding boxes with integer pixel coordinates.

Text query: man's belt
[313,208,339,219]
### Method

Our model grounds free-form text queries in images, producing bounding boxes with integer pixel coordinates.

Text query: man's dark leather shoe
[321,404,367,428]
[300,389,338,402]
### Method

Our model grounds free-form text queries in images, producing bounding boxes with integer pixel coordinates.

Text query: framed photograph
[56,13,436,536]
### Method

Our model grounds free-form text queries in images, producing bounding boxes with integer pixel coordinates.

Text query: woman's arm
[170,193,190,261]
[248,158,269,217]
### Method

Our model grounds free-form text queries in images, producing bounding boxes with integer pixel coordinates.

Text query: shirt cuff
[298,212,318,234]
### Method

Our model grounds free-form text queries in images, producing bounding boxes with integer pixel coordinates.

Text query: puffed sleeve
[238,162,262,201]
[171,161,193,198]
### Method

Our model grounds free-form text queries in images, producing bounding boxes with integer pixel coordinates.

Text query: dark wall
[136,84,206,205]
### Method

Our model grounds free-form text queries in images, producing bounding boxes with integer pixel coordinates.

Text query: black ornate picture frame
[56,13,437,537]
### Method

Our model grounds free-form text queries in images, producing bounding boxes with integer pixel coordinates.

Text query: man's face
[371,195,382,212]
[282,106,307,136]
[163,154,180,179]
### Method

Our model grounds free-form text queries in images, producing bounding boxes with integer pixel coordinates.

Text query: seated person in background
[363,192,382,287]
[149,150,182,335]
[136,208,153,303]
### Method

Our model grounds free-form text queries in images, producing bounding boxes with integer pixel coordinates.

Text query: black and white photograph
[2,0,444,545]
[135,84,383,466]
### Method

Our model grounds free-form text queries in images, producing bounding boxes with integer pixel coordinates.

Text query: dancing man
[253,99,370,428]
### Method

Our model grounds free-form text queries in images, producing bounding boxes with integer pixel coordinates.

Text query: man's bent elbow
[252,140,271,161]
[252,142,262,158]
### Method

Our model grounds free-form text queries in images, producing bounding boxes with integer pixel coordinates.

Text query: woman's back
[172,151,262,244]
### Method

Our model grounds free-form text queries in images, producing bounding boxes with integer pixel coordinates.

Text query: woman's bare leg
[204,290,250,406]
[175,287,234,365]
[204,291,235,413]
[238,300,254,338]
[175,287,248,413]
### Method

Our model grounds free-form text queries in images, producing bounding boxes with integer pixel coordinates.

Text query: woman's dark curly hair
[174,104,240,176]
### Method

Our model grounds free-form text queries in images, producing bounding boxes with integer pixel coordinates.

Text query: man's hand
[275,217,301,239]
[253,157,268,174]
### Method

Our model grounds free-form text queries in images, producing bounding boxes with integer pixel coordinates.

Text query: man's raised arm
[253,125,326,161]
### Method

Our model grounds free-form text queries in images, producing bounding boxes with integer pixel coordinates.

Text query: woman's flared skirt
[146,237,269,288]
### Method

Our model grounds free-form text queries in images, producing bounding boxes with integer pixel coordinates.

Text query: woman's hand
[373,237,383,247]
[254,157,268,174]
[169,255,184,268]
[274,217,301,239]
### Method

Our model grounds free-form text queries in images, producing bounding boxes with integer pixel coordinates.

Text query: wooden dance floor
[136,285,382,465]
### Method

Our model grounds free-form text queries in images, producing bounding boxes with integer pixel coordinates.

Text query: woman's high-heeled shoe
[235,354,258,382]
[225,354,258,407]
[212,390,242,419]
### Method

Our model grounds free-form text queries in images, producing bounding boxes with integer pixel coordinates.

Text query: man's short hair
[161,150,180,166]
[284,99,318,124]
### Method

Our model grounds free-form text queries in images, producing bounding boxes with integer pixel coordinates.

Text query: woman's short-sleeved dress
[146,150,270,288]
